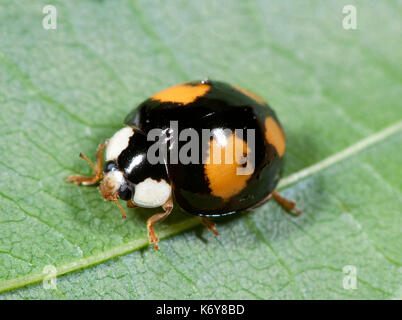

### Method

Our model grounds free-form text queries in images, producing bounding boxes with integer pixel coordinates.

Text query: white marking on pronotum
[278,120,402,189]
[105,126,134,161]
[133,178,171,208]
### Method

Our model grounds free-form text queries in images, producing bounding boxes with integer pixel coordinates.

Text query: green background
[0,0,401,299]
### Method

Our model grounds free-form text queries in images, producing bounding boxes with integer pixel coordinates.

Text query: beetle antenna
[113,199,127,219]
[79,153,97,172]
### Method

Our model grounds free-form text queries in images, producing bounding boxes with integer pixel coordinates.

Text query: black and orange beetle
[67,80,300,250]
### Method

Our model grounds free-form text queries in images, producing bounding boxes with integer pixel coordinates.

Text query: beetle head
[99,164,134,218]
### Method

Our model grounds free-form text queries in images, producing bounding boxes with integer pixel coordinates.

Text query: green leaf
[0,0,401,299]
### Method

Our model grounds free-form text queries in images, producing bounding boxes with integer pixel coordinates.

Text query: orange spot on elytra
[151,83,210,104]
[232,84,266,105]
[265,117,286,157]
[204,133,254,201]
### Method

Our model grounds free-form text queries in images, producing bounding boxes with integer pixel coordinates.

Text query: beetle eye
[118,183,133,201]
[104,161,117,173]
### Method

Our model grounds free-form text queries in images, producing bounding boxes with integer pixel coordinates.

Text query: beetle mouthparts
[99,171,127,218]
[99,171,123,200]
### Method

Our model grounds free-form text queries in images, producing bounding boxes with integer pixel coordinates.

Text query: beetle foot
[147,225,159,251]
[272,190,302,215]
[66,143,106,186]
[66,174,101,186]
[146,196,174,251]
[201,217,219,236]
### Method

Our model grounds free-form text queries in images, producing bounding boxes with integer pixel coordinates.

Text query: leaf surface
[0,0,401,299]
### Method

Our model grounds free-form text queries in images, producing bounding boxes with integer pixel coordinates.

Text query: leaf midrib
[1,120,401,294]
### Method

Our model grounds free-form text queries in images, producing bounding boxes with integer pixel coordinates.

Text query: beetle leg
[66,142,106,186]
[200,217,219,236]
[126,200,137,208]
[147,195,173,251]
[272,190,302,215]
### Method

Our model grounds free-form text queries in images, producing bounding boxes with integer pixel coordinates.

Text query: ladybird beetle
[67,80,300,250]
